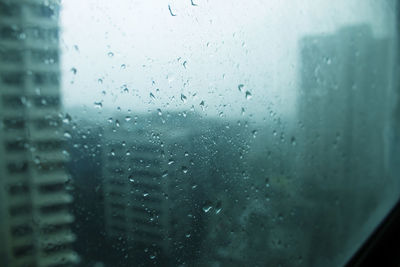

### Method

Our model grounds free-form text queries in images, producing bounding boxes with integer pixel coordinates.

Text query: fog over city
[60,0,395,120]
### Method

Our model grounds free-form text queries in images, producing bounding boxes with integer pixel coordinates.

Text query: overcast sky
[59,0,396,121]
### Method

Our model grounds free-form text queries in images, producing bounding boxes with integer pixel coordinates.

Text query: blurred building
[102,113,199,265]
[0,1,77,266]
[297,25,392,266]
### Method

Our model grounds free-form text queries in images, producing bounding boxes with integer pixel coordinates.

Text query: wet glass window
[0,1,399,267]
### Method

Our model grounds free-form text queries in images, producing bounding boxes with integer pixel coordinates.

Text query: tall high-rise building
[0,1,77,266]
[297,25,392,266]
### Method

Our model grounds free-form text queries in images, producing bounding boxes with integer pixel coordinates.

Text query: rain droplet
[199,100,205,111]
[183,61,187,69]
[121,64,126,69]
[143,192,149,197]
[168,159,174,165]
[115,120,120,127]
[150,92,156,100]
[98,78,103,84]
[168,4,177,16]
[181,166,188,174]
[202,205,212,213]
[70,67,77,74]
[129,177,134,183]
[110,150,115,156]
[180,93,187,103]
[64,131,72,139]
[157,108,162,116]
[245,91,252,100]
[238,84,244,92]
[62,113,72,124]
[184,151,189,157]
[125,116,131,122]
[162,171,168,178]
[107,52,114,57]
[185,233,191,238]
[291,136,297,146]
[34,156,41,164]
[150,255,156,260]
[94,102,102,109]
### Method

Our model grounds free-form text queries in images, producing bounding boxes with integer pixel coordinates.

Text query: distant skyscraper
[0,1,77,266]
[298,24,390,188]
[297,25,391,266]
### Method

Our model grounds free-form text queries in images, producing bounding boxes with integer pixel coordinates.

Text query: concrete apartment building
[0,1,77,266]
[102,113,196,262]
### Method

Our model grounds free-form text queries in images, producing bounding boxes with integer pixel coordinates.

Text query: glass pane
[0,0,399,267]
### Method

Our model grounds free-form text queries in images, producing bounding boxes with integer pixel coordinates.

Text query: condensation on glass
[0,0,399,267]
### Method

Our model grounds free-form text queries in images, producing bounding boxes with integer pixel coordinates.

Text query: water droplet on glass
[162,171,168,178]
[110,150,115,156]
[34,156,41,164]
[150,255,156,260]
[181,166,188,174]
[199,100,205,111]
[115,120,120,127]
[70,67,77,74]
[143,192,149,197]
[291,136,297,146]
[94,101,102,109]
[184,151,189,157]
[245,91,252,100]
[202,205,212,213]
[168,4,177,16]
[157,108,162,116]
[183,61,187,69]
[180,93,187,103]
[98,78,103,84]
[121,64,126,69]
[150,92,156,100]
[125,116,131,122]
[129,177,134,183]
[238,84,244,92]
[168,159,174,165]
[107,52,114,57]
[62,113,72,124]
[64,131,72,139]
[185,233,191,238]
